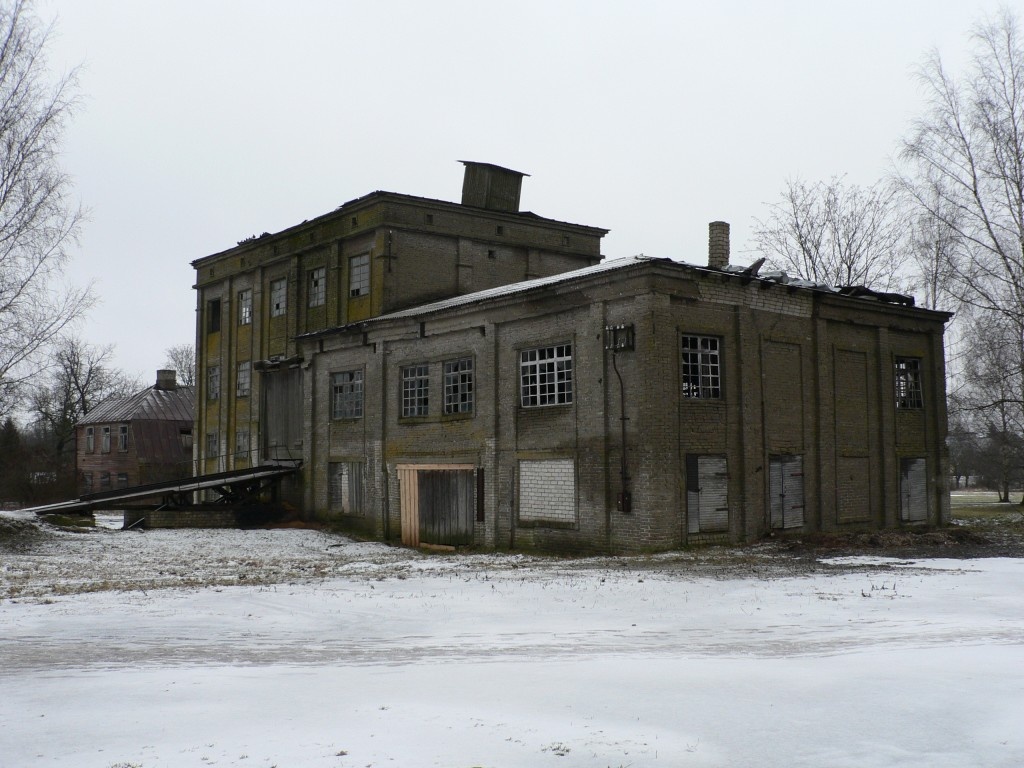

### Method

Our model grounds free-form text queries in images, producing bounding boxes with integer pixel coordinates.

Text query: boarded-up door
[770,454,805,529]
[398,464,476,547]
[261,368,302,461]
[900,457,927,522]
[686,455,729,534]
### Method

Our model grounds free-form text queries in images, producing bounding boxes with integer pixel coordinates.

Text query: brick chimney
[708,221,730,269]
[155,369,177,391]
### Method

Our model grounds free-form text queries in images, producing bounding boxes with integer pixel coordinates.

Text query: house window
[270,278,287,317]
[235,429,250,459]
[329,461,365,515]
[332,370,364,419]
[207,365,221,400]
[349,253,370,297]
[681,335,721,399]
[180,428,193,450]
[236,361,251,397]
[309,267,326,307]
[401,364,429,417]
[206,431,219,457]
[238,289,252,325]
[207,298,221,333]
[444,357,474,414]
[116,473,129,489]
[895,357,924,409]
[101,426,111,453]
[85,427,94,453]
[520,344,573,407]
[118,425,128,452]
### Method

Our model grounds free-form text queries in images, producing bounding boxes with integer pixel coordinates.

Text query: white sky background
[41,0,997,379]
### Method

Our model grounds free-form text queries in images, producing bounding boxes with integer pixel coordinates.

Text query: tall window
[401,364,429,417]
[895,357,924,409]
[349,253,370,297]
[207,365,221,400]
[207,298,221,333]
[681,335,721,399]
[206,431,219,457]
[118,425,129,452]
[236,361,251,397]
[444,357,474,414]
[101,426,111,453]
[520,344,573,407]
[235,429,250,459]
[85,427,94,453]
[309,266,326,307]
[332,370,364,419]
[270,278,287,317]
[238,289,252,325]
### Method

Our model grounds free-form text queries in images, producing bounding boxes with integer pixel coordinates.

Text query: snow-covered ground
[2,512,1023,768]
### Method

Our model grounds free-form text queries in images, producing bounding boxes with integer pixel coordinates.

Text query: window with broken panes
[270,277,287,317]
[238,289,252,325]
[681,335,721,399]
[520,344,573,407]
[236,361,251,397]
[308,266,326,307]
[331,370,364,419]
[401,364,429,417]
[205,431,219,457]
[85,427,94,453]
[894,356,924,409]
[207,365,221,400]
[443,357,474,414]
[349,253,370,297]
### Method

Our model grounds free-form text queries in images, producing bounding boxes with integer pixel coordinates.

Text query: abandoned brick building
[193,163,951,552]
[77,370,195,494]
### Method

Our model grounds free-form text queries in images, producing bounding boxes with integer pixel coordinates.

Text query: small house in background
[76,370,195,495]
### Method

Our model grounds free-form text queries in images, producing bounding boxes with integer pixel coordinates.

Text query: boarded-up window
[686,454,729,534]
[329,461,364,515]
[770,454,805,529]
[519,459,576,525]
[900,457,927,522]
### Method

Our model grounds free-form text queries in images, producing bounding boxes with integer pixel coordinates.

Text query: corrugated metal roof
[79,385,195,426]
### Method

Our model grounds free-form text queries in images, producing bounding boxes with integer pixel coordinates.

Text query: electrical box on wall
[604,324,634,351]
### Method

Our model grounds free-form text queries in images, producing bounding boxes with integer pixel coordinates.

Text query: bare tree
[163,343,196,387]
[753,176,909,291]
[0,0,91,417]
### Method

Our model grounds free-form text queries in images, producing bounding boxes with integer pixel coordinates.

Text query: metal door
[769,454,805,529]
[686,455,729,534]
[900,458,927,522]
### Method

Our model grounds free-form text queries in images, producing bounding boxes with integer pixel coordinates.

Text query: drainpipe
[606,324,634,514]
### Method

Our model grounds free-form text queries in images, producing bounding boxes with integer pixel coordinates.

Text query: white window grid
[235,429,250,457]
[206,431,219,457]
[270,278,287,317]
[681,335,721,399]
[309,267,326,307]
[520,344,573,407]
[349,254,370,297]
[444,358,474,414]
[85,427,94,452]
[401,364,429,417]
[118,425,128,452]
[238,289,252,325]
[101,426,111,453]
[332,370,364,419]
[236,361,251,397]
[895,357,924,409]
[207,365,221,400]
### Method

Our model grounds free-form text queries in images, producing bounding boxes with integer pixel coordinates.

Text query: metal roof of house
[78,384,196,426]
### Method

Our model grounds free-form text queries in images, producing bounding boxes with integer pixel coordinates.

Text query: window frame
[894,356,924,410]
[118,424,129,452]
[443,357,474,415]
[238,289,253,325]
[236,361,251,398]
[331,370,364,420]
[101,426,111,454]
[234,429,250,458]
[520,343,573,408]
[680,334,722,400]
[207,365,221,400]
[207,298,221,334]
[349,253,370,298]
[308,266,326,307]
[269,277,287,317]
[205,431,219,458]
[401,363,430,417]
[85,426,94,453]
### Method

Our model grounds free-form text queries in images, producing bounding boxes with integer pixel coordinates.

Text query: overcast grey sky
[42,0,1000,379]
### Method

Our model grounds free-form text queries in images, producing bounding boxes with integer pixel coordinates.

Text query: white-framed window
[401,363,429,417]
[332,370,364,419]
[520,344,573,407]
[238,289,252,325]
[270,277,287,317]
[681,335,721,399]
[309,266,326,307]
[444,357,474,414]
[206,431,219,458]
[236,361,251,397]
[349,253,370,297]
[118,425,128,452]
[85,427,94,453]
[207,365,221,400]
[101,426,111,453]
[235,429,250,458]
[895,357,924,409]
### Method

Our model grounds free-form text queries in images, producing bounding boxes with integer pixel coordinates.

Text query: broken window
[207,365,221,400]
[238,289,252,325]
[401,364,429,417]
[681,335,721,399]
[270,277,287,317]
[309,266,326,307]
[895,357,924,409]
[444,357,474,414]
[235,429,250,459]
[236,361,251,397]
[118,425,128,452]
[349,253,370,297]
[207,298,221,333]
[205,431,219,458]
[101,426,111,454]
[85,427,94,453]
[331,370,363,419]
[520,344,573,407]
